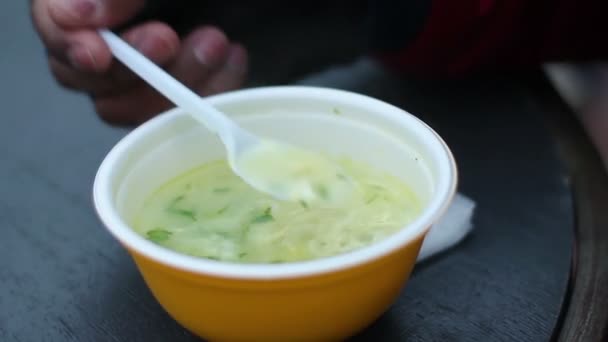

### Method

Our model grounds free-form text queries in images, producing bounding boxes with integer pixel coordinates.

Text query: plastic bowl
[93,86,457,341]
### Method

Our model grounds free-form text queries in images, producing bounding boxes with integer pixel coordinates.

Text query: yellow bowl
[93,86,457,341]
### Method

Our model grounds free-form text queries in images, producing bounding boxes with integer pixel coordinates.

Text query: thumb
[49,0,145,28]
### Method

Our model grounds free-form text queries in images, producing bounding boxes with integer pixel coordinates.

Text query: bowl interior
[116,102,435,224]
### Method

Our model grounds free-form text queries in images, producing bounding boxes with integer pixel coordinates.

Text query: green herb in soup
[133,159,421,263]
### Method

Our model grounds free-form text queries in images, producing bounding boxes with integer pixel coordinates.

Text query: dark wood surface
[3,2,607,341]
[530,75,608,342]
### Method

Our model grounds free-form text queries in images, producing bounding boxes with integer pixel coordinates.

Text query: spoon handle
[98,29,233,135]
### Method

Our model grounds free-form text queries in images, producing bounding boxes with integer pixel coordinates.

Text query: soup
[133,158,420,263]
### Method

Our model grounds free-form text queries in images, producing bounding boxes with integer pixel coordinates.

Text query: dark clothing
[129,0,608,76]
[371,0,608,75]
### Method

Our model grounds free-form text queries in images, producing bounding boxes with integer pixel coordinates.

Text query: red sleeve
[373,0,608,76]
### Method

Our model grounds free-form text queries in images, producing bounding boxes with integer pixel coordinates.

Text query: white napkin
[416,193,476,262]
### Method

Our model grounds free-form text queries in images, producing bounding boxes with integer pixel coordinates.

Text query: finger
[106,21,180,86]
[199,43,248,96]
[165,26,230,88]
[48,22,180,95]
[48,0,145,28]
[33,0,146,72]
[32,0,66,53]
[93,26,231,124]
[64,30,112,71]
[32,0,111,71]
[92,85,173,125]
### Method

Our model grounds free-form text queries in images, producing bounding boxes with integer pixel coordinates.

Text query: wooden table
[2,2,607,341]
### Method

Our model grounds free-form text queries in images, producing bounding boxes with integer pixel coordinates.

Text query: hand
[31,0,248,125]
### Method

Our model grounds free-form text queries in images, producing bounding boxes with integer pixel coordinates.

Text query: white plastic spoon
[99,29,353,205]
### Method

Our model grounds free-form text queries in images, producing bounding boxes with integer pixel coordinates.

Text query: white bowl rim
[93,86,458,280]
